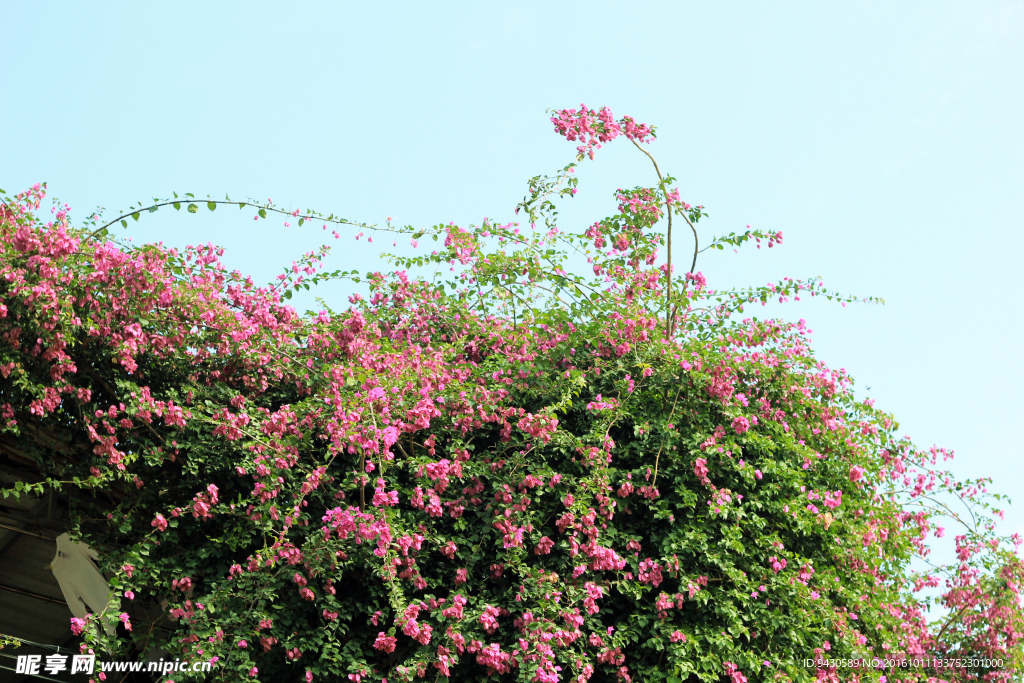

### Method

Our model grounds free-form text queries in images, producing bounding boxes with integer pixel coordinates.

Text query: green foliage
[0,110,1020,683]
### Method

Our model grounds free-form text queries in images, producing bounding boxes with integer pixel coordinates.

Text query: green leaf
[259,209,267,219]
[173,202,181,210]
[120,220,128,228]
[131,212,140,221]
[207,202,216,211]
[187,203,199,213]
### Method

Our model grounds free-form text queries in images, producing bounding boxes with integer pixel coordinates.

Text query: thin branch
[652,384,684,488]
[680,209,699,273]
[934,602,972,645]
[87,198,376,241]
[629,139,673,338]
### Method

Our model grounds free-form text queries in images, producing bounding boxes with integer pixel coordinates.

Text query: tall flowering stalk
[0,107,1020,683]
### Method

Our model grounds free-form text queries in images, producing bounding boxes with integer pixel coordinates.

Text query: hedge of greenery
[1,105,1020,683]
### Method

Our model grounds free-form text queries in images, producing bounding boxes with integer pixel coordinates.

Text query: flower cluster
[550,104,654,160]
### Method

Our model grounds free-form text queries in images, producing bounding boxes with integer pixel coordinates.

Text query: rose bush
[1,106,1021,683]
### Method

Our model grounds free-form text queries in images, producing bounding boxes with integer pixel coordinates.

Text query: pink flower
[535,536,554,555]
[151,513,168,531]
[305,672,314,682]
[724,662,748,683]
[455,568,468,584]
[638,558,663,586]
[442,594,467,619]
[238,640,247,648]
[694,458,710,486]
[732,416,750,434]
[686,270,707,289]
[249,667,258,677]
[849,466,865,482]
[374,632,397,653]
[479,605,501,634]
[70,617,86,635]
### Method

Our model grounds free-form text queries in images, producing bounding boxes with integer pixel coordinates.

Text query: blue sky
[3,2,1023,549]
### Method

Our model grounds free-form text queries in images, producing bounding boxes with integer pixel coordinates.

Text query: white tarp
[50,533,117,635]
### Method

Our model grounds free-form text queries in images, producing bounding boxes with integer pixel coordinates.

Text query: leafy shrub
[1,106,1020,683]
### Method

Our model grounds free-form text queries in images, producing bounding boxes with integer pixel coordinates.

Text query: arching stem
[629,139,698,339]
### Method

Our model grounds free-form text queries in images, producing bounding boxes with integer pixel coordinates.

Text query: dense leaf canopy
[1,106,1020,683]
